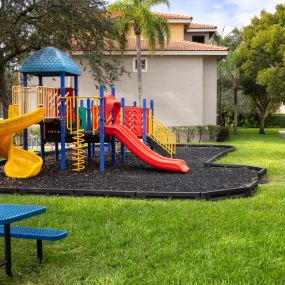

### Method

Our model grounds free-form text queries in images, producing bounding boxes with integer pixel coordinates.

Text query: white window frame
[133,57,148,72]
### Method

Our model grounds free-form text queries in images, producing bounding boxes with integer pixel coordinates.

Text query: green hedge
[171,125,230,143]
[266,115,285,128]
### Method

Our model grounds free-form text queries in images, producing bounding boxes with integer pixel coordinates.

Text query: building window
[192,35,205,44]
[133,57,148,72]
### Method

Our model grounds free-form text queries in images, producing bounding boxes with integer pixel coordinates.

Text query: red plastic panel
[124,107,149,137]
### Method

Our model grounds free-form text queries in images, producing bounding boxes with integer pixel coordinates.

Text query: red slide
[105,125,190,173]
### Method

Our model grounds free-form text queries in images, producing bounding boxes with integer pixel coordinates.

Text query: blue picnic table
[0,204,46,276]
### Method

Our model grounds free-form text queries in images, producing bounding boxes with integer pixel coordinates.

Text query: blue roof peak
[19,47,81,76]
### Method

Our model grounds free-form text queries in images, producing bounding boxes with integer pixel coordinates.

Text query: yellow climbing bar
[72,130,85,172]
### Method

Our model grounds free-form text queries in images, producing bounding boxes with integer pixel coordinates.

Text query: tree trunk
[233,89,238,135]
[259,112,266,135]
[0,64,9,119]
[135,23,142,107]
[217,83,222,125]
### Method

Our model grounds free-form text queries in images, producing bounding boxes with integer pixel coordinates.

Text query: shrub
[196,125,207,143]
[186,126,196,143]
[239,115,259,128]
[171,126,182,143]
[207,125,219,141]
[266,115,285,128]
[217,126,230,142]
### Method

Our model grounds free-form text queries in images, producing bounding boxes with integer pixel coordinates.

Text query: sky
[108,0,283,34]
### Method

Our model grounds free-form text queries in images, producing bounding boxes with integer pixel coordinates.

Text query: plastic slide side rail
[105,125,189,173]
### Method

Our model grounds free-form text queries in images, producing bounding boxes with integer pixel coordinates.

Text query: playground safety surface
[0,145,266,200]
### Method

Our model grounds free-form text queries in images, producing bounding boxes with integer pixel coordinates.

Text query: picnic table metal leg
[4,224,12,276]
[36,240,43,264]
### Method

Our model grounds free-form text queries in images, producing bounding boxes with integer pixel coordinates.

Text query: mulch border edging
[0,145,267,200]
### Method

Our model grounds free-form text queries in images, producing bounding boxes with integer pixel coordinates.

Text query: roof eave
[167,19,193,24]
[72,50,229,57]
[187,28,217,33]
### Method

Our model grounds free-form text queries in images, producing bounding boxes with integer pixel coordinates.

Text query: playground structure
[0,47,189,178]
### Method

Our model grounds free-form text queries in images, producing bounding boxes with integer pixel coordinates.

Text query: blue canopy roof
[19,47,81,76]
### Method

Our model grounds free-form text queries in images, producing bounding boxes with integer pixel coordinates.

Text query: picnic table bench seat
[0,225,67,264]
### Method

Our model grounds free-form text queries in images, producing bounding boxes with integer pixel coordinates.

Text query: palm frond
[144,0,170,9]
[139,9,170,50]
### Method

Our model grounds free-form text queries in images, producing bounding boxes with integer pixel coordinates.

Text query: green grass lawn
[0,128,285,285]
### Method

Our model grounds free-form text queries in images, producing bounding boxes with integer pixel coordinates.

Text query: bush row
[171,125,230,143]
[265,114,285,128]
[223,113,285,128]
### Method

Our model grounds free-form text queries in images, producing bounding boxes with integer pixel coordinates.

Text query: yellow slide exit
[0,106,45,178]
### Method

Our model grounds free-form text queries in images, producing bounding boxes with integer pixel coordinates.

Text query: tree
[240,4,285,134]
[226,49,242,135]
[108,0,170,106]
[211,28,243,132]
[0,0,123,118]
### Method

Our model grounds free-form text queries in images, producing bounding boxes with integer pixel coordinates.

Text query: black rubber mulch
[0,146,262,193]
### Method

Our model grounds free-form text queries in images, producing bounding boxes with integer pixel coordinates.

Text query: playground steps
[147,114,176,157]
[146,136,171,157]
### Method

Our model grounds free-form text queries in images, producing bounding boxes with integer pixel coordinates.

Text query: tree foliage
[239,4,285,134]
[0,0,123,118]
[212,27,246,132]
[211,27,242,52]
[108,0,170,106]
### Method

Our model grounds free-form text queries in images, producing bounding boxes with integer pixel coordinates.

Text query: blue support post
[111,86,116,166]
[38,76,43,86]
[60,72,66,171]
[38,76,45,160]
[23,74,28,150]
[143,98,147,144]
[40,123,45,158]
[87,98,92,160]
[99,84,105,172]
[90,99,95,157]
[149,99,154,150]
[78,99,83,126]
[121,97,126,163]
[75,76,79,127]
[133,101,137,107]
[74,76,79,98]
[150,100,154,116]
[111,86,116,97]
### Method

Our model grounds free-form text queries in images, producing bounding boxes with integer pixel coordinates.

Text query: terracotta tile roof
[111,38,228,52]
[153,12,193,20]
[189,23,217,29]
[110,12,192,21]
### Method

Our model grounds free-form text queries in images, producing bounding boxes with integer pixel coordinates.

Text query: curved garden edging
[0,145,267,200]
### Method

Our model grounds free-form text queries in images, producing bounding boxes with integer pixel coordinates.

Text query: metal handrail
[147,112,176,157]
[65,96,100,135]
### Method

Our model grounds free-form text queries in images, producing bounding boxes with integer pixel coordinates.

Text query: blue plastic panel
[19,47,81,76]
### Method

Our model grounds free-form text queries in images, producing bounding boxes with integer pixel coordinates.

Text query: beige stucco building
[66,13,227,127]
[73,53,223,126]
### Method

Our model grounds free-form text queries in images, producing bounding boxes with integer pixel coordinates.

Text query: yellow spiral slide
[0,106,45,178]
